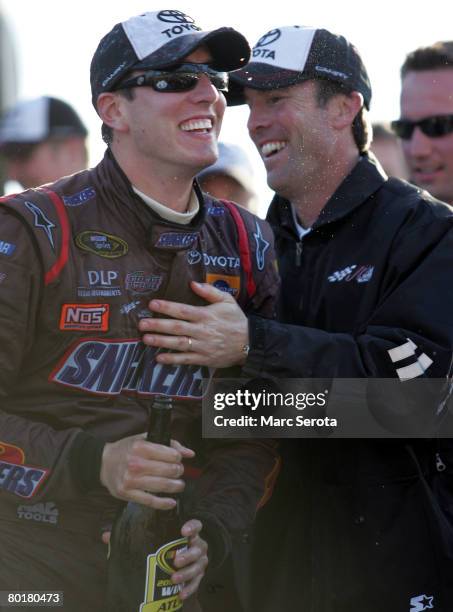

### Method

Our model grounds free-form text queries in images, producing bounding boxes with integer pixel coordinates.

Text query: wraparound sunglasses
[113,63,229,93]
[391,114,453,139]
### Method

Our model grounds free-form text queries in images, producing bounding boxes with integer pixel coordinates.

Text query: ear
[328,91,363,130]
[96,92,130,134]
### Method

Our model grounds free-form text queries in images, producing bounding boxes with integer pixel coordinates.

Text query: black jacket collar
[267,154,387,238]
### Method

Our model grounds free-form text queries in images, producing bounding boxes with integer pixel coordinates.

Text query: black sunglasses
[113,63,229,94]
[391,114,453,140]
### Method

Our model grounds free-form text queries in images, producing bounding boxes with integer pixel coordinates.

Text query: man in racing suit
[0,11,279,612]
[138,26,453,611]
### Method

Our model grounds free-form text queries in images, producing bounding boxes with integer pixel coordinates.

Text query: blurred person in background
[197,141,257,212]
[370,122,409,179]
[394,41,453,204]
[0,96,88,191]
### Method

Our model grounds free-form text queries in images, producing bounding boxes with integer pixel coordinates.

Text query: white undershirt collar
[132,186,199,225]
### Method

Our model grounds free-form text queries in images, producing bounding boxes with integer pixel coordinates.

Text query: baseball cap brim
[130,27,249,74]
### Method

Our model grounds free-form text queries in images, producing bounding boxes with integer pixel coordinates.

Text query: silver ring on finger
[187,337,193,350]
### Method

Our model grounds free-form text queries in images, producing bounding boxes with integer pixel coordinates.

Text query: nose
[405,126,433,159]
[247,102,271,138]
[190,73,221,104]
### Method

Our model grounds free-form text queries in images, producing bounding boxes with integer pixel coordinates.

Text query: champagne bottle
[107,395,188,612]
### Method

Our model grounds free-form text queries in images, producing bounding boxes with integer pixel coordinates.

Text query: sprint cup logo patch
[0,442,49,499]
[75,231,128,259]
[59,304,109,331]
[50,339,211,399]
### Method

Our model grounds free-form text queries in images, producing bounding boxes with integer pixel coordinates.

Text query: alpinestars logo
[410,594,434,611]
[253,222,270,271]
[50,339,210,399]
[25,201,56,249]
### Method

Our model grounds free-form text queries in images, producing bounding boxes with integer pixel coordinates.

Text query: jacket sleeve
[0,208,100,503]
[243,217,453,429]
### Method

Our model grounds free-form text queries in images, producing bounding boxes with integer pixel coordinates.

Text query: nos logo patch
[59,304,110,331]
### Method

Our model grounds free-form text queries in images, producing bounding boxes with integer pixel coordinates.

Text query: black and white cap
[90,10,251,108]
[0,96,87,146]
[227,26,372,109]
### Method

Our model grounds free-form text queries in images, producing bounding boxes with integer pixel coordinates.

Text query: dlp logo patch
[59,304,109,331]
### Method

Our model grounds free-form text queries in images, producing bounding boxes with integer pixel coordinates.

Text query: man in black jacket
[140,25,453,611]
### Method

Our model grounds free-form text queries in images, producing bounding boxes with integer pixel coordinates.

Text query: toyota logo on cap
[255,29,281,48]
[157,10,195,24]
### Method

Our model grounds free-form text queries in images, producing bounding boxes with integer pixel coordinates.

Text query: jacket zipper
[435,451,446,472]
[295,241,303,267]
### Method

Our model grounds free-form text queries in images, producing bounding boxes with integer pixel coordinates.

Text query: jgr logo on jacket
[50,339,209,399]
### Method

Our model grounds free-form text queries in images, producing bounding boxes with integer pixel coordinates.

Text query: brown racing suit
[0,149,279,611]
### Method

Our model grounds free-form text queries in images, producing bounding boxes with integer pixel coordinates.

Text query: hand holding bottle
[102,518,209,601]
[163,518,208,601]
[100,434,195,509]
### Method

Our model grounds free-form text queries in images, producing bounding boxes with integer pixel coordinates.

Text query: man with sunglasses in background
[393,42,453,608]
[138,25,453,611]
[393,41,453,205]
[0,11,279,612]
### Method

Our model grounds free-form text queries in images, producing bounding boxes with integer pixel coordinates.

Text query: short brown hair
[315,80,371,153]
[401,41,453,77]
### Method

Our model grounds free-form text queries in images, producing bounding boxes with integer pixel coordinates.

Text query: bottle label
[140,537,188,612]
